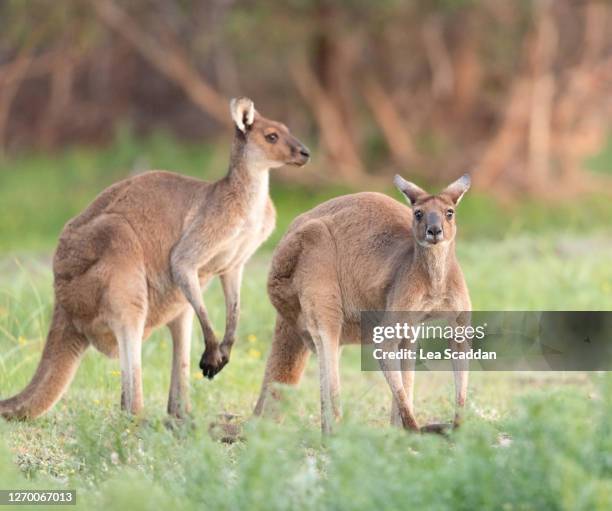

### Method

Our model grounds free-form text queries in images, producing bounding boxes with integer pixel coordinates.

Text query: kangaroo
[0,97,310,420]
[253,174,471,434]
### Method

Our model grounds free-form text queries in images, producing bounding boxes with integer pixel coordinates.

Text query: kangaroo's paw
[208,414,244,443]
[199,347,229,380]
[420,422,454,435]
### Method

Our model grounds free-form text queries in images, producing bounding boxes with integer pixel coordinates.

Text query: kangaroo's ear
[230,97,255,133]
[442,174,471,205]
[394,174,427,206]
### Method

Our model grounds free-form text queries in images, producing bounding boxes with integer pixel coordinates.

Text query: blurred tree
[0,0,610,197]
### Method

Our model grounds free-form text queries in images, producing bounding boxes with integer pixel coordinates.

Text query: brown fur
[254,175,472,434]
[0,97,309,420]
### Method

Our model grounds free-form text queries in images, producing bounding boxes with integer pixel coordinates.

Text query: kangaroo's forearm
[220,266,244,351]
[171,265,217,344]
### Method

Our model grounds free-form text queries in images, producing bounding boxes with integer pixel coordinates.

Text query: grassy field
[0,135,611,510]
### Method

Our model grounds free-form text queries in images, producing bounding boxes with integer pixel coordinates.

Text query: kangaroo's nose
[427,226,442,237]
[299,147,310,158]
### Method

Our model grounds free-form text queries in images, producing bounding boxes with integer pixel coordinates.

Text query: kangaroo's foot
[199,344,229,380]
[163,414,195,433]
[420,422,454,435]
[208,413,244,443]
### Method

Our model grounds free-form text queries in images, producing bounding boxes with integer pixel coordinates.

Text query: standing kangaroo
[254,174,471,434]
[0,97,310,420]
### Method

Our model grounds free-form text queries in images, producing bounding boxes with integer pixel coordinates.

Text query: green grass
[0,232,611,510]
[587,134,612,175]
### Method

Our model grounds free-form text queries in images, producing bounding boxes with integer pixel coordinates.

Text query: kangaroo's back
[54,171,208,278]
[268,192,415,318]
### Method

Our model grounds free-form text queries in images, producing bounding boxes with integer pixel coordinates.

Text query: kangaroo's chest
[408,285,467,314]
[202,199,275,274]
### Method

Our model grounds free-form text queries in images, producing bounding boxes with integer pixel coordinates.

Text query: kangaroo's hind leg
[294,219,343,434]
[167,307,194,418]
[390,339,416,427]
[303,313,342,435]
[101,224,148,415]
[450,312,471,427]
[111,315,145,415]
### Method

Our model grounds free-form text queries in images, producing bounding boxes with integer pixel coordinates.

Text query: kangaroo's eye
[265,133,279,143]
[446,209,454,219]
[414,210,424,221]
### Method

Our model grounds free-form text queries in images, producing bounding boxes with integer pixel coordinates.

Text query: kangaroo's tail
[0,305,87,420]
